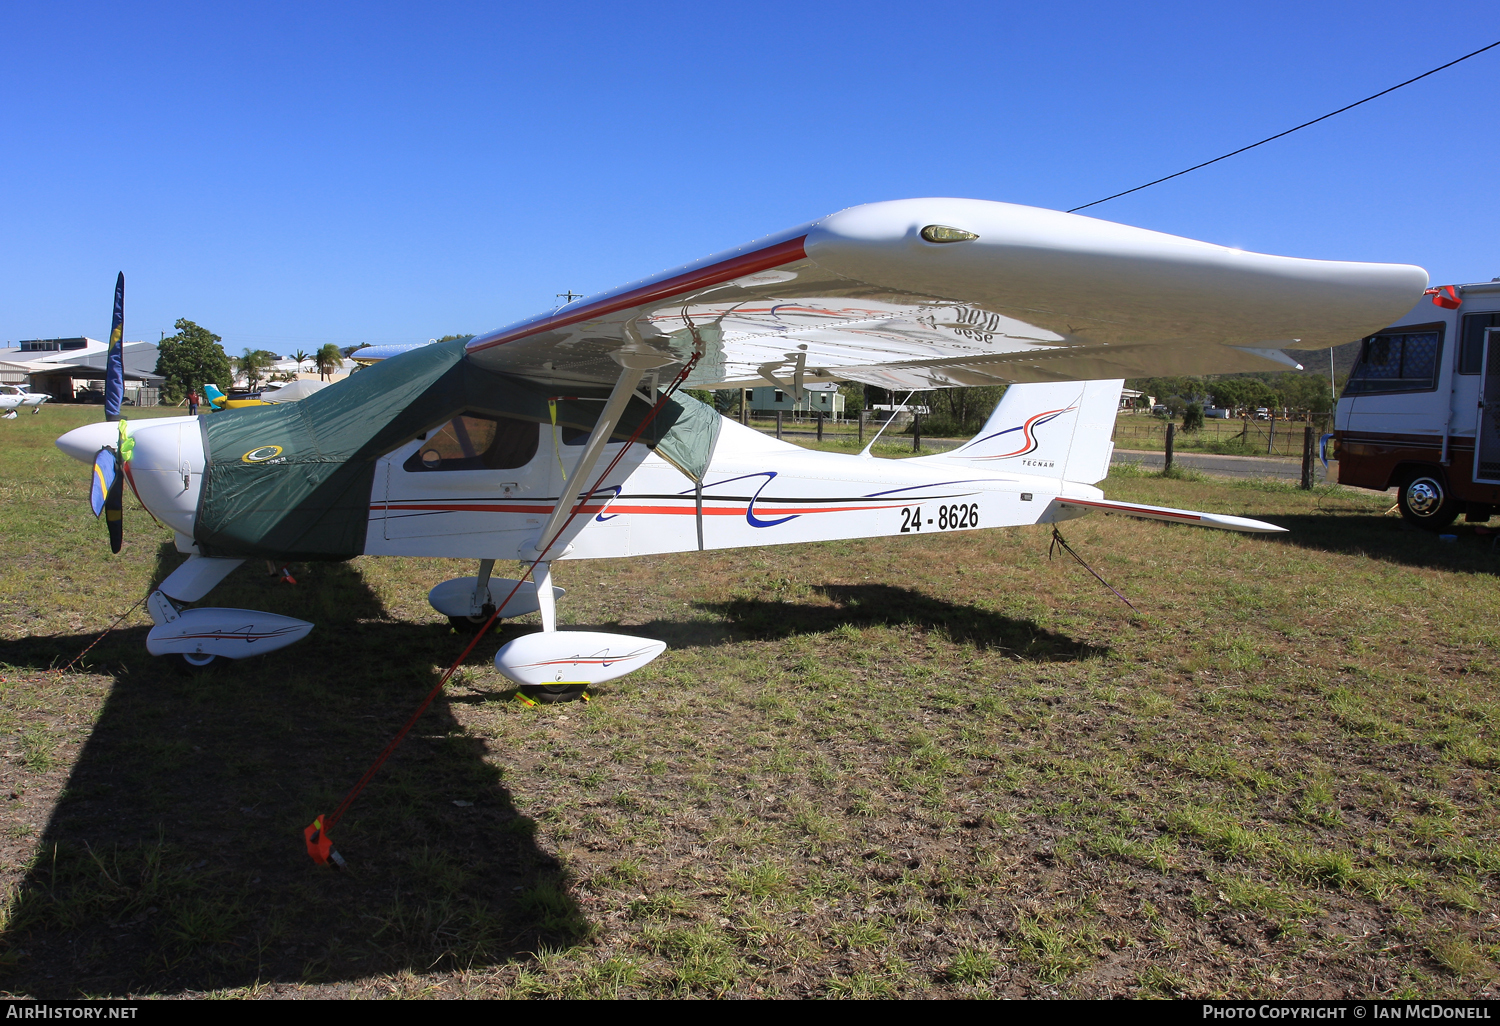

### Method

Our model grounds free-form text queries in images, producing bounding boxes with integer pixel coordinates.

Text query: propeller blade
[90,446,124,553]
[90,448,117,518]
[106,470,123,553]
[104,272,125,423]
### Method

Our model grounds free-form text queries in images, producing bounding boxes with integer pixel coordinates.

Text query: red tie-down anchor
[1426,285,1461,309]
[303,815,346,868]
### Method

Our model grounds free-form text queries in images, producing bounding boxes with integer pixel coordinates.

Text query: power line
[1068,39,1500,213]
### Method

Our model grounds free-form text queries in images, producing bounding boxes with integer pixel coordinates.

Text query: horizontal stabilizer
[1050,497,1286,534]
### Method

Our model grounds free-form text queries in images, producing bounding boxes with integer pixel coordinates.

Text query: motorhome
[1334,280,1500,528]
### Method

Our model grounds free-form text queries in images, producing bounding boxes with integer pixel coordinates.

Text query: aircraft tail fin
[930,379,1123,483]
[203,383,227,410]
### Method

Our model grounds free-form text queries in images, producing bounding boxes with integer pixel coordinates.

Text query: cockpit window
[403,414,538,472]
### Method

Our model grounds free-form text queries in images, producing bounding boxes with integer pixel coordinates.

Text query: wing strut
[528,345,678,562]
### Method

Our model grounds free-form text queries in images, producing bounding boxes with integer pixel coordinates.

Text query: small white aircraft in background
[56,197,1427,703]
[1,384,50,417]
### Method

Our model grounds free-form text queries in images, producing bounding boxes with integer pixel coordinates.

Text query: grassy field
[1,405,1498,998]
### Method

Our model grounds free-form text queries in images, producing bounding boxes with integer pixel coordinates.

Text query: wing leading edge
[465,198,1427,391]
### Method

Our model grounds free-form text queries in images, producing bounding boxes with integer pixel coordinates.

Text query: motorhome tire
[1397,471,1460,530]
[520,684,588,705]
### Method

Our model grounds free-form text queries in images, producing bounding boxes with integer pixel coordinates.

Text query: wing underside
[454,198,1426,392]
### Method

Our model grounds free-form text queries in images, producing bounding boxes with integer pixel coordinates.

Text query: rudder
[933,379,1123,483]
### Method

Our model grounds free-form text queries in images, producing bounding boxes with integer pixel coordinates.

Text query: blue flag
[104,272,124,422]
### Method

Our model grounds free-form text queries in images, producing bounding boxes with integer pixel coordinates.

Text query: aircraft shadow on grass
[1265,512,1500,576]
[696,583,1107,662]
[0,543,585,998]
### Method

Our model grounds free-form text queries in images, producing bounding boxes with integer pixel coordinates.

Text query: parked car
[73,387,133,405]
[1254,408,1270,420]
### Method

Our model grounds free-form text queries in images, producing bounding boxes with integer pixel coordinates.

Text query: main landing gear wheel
[179,652,218,669]
[448,601,498,635]
[448,614,497,633]
[519,684,588,705]
[1398,471,1460,530]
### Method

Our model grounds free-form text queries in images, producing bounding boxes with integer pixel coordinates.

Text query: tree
[154,319,231,404]
[293,350,311,373]
[316,343,344,381]
[1182,402,1205,432]
[233,349,277,390]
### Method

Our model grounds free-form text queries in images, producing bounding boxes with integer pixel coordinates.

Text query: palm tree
[234,349,275,390]
[315,343,344,382]
[293,349,311,375]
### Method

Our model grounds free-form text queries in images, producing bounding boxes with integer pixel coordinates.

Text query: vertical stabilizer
[929,379,1123,483]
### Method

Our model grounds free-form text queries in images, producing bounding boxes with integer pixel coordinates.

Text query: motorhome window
[403,414,538,471]
[1343,330,1442,395]
[1460,313,1500,374]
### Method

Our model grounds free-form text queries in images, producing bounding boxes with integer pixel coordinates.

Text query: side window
[1343,328,1442,395]
[1460,313,1500,375]
[404,414,538,472]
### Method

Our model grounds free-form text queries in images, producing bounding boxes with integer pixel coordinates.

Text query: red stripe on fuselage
[372,500,911,517]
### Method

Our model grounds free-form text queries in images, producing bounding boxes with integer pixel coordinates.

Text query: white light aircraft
[55,198,1426,702]
[1,384,51,417]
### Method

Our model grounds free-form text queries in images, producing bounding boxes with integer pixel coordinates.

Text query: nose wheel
[180,652,218,669]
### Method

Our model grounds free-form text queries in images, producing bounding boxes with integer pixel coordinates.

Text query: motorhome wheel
[1398,473,1459,530]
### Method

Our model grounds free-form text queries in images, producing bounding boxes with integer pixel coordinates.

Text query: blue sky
[2,1,1497,355]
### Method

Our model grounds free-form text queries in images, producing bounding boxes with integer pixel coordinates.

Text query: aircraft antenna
[1069,38,1500,213]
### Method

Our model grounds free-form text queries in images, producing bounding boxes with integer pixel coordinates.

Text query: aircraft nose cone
[56,421,121,463]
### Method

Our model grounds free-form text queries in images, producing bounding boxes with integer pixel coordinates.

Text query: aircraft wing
[463,198,1427,392]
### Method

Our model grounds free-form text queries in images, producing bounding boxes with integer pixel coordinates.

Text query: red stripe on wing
[468,236,808,352]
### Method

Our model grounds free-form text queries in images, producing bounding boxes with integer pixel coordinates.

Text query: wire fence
[1112,413,1332,458]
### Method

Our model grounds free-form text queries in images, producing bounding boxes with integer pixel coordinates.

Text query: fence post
[741,389,749,425]
[1165,422,1175,473]
[816,411,824,441]
[775,410,782,439]
[913,413,921,452]
[858,411,865,445]
[1301,425,1314,490]
[1267,413,1275,455]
